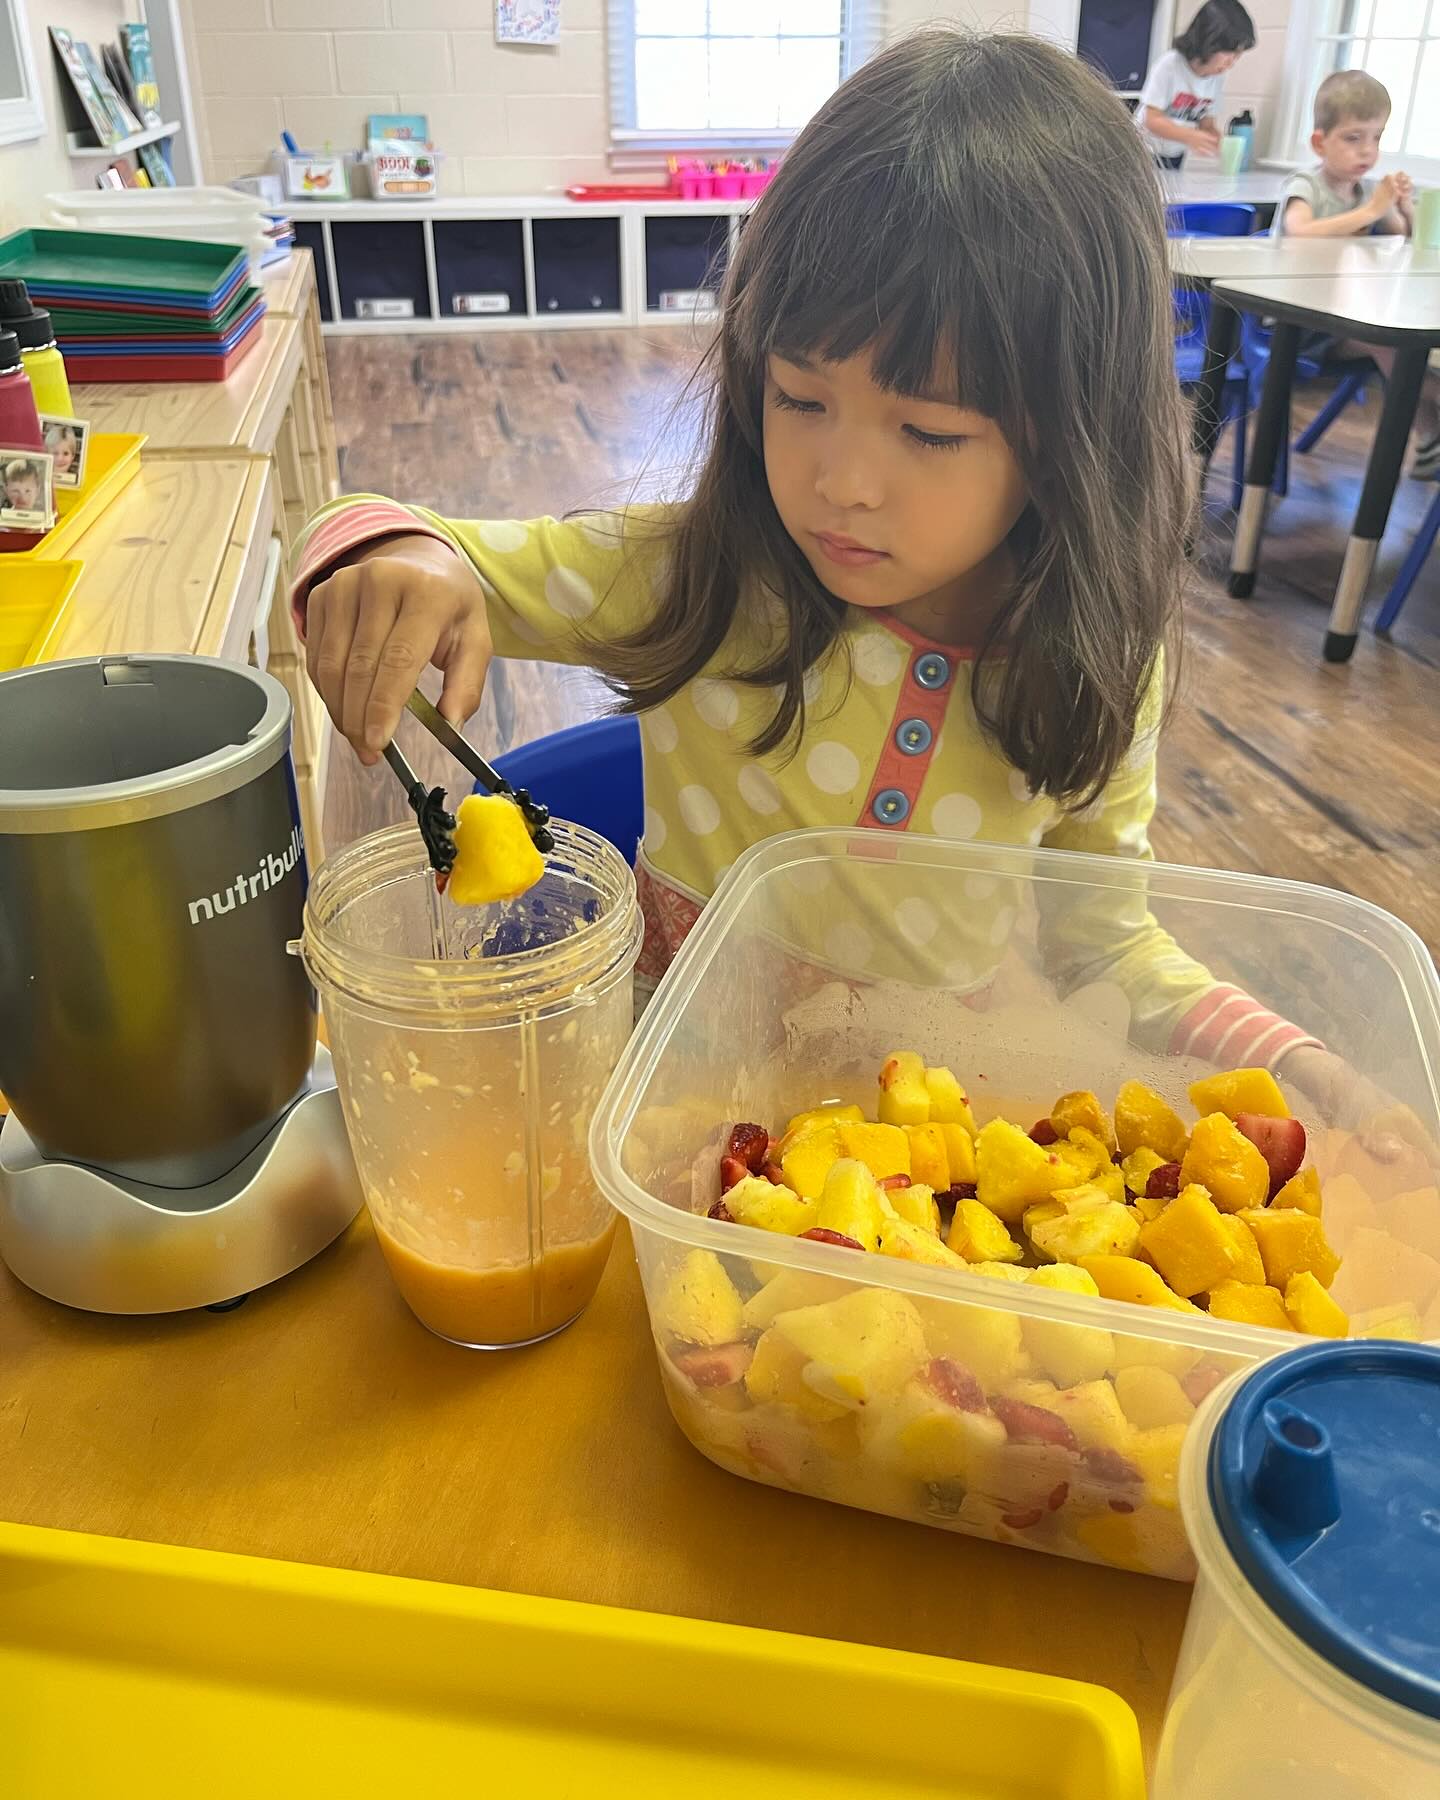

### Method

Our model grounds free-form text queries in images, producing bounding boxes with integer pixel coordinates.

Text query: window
[1283,0,1440,170]
[608,1,885,152]
[0,0,46,149]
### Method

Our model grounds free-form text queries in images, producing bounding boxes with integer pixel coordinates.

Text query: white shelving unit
[66,120,180,159]
[289,196,751,337]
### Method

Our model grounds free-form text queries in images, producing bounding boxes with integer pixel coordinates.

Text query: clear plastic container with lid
[590,829,1440,1578]
[301,819,641,1348]
[1156,1341,1440,1796]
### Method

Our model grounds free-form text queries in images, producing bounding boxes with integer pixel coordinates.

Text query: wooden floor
[323,328,1440,957]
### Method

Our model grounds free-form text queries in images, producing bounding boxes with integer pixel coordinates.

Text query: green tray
[49,286,261,339]
[0,229,245,302]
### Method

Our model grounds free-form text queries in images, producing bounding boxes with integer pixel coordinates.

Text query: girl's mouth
[814,531,889,568]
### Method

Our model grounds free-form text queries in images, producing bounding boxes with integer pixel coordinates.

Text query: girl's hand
[1277,1044,1439,1170]
[305,533,492,764]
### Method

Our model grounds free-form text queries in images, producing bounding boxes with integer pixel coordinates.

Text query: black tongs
[382,690,555,882]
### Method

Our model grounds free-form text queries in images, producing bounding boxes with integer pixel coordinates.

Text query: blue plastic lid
[1209,1341,1440,1722]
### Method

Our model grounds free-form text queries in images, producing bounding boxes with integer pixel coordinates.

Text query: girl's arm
[1142,106,1218,156]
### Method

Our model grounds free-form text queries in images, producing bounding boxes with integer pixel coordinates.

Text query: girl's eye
[770,385,823,416]
[904,425,969,452]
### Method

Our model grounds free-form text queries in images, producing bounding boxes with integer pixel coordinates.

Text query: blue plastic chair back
[488,714,644,865]
[1166,202,1257,237]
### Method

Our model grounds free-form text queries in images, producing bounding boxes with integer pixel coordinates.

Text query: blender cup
[300,820,641,1348]
[1155,1341,1440,1799]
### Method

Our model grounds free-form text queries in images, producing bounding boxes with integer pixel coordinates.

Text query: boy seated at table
[1277,69,1438,476]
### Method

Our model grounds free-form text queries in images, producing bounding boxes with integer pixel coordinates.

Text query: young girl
[292,30,1373,1125]
[1139,0,1255,169]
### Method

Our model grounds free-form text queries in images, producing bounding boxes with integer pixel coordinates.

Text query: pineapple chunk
[1052,1379,1132,1452]
[745,1329,849,1421]
[878,1213,969,1269]
[924,1065,977,1133]
[1030,1194,1142,1264]
[1139,1184,1240,1297]
[1090,1165,1128,1207]
[904,1124,951,1191]
[1206,1280,1292,1331]
[1350,1301,1423,1342]
[939,1123,976,1185]
[1115,1365,1195,1429]
[966,1262,1032,1283]
[919,1296,1026,1389]
[886,1182,941,1233]
[1054,1135,1108,1184]
[780,1125,842,1200]
[1271,1167,1322,1217]
[1285,1271,1349,1338]
[877,1051,931,1126]
[773,1288,928,1406]
[815,1158,888,1250]
[1181,1114,1270,1213]
[1135,1193,1169,1223]
[1336,1226,1440,1314]
[657,1250,746,1346]
[1110,1336,1202,1377]
[862,1379,1007,1485]
[1051,1090,1118,1155]
[724,1175,816,1237]
[1188,1066,1290,1121]
[975,1117,1073,1223]
[1129,1423,1189,1508]
[1220,1214,1266,1285]
[1079,1254,1200,1312]
[1114,1081,1190,1162]
[1241,1207,1341,1291]
[948,1197,1023,1264]
[1121,1147,1168,1196]
[785,1102,863,1138]
[835,1120,911,1183]
[1023,1265,1115,1386]
[743,1269,844,1330]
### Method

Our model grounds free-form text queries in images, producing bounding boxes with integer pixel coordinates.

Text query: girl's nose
[814,446,882,511]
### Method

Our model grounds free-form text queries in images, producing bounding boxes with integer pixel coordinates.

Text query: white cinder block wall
[189,1,1296,194]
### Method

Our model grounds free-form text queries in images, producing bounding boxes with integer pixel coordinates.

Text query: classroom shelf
[67,121,181,158]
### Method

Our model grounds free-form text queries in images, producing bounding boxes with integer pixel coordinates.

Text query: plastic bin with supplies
[590,829,1440,1581]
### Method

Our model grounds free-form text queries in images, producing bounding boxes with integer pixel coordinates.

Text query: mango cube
[1023,1264,1115,1386]
[1129,1423,1189,1508]
[1079,1254,1199,1312]
[1115,1365,1195,1429]
[1285,1270,1349,1338]
[446,793,545,905]
[657,1250,745,1346]
[724,1175,816,1236]
[1181,1113,1270,1213]
[815,1158,887,1250]
[1271,1167,1322,1217]
[904,1124,951,1191]
[1220,1214,1266,1285]
[877,1051,931,1126]
[780,1126,841,1200]
[975,1117,1073,1223]
[924,1065,977,1133]
[1188,1066,1290,1121]
[836,1120,911,1183]
[1114,1081,1190,1162]
[1135,1193,1169,1223]
[773,1288,928,1406]
[1206,1280,1292,1332]
[1241,1207,1341,1290]
[948,1197,1023,1264]
[939,1123,976,1185]
[1051,1090,1118,1154]
[877,1214,969,1269]
[1140,1183,1240,1297]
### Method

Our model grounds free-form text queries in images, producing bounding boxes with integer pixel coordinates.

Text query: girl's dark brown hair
[593,29,1189,805]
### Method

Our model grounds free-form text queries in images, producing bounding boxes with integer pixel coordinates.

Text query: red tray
[564,183,680,201]
[60,326,263,384]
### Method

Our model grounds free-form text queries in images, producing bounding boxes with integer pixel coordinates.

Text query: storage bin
[644,215,729,312]
[432,219,527,318]
[531,216,621,314]
[331,220,431,322]
[291,220,332,321]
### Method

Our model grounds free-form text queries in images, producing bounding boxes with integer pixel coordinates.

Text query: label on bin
[1208,1341,1440,1721]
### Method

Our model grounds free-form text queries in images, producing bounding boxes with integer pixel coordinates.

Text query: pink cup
[715,173,743,199]
[740,173,767,198]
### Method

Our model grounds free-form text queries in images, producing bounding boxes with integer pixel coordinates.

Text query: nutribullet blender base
[0,1049,363,1315]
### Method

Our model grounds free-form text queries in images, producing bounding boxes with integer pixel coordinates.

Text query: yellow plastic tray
[11,429,145,561]
[0,1523,1146,1798]
[0,559,82,670]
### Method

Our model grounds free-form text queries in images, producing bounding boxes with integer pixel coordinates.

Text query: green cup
[1415,187,1440,250]
[1219,135,1245,175]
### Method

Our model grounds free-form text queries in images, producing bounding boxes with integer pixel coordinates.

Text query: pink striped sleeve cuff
[289,500,454,637]
[1168,983,1323,1069]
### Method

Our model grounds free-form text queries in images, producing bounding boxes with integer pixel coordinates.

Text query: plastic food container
[1155,1342,1440,1796]
[591,829,1440,1578]
[302,819,641,1349]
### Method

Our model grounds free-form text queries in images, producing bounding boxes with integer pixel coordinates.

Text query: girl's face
[51,435,75,473]
[1192,50,1239,74]
[763,347,1028,637]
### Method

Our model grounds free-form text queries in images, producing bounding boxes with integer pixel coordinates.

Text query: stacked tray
[0,228,266,382]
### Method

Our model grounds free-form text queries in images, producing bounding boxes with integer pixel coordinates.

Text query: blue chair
[1166,203,1257,236]
[489,714,644,865]
[1169,203,1257,509]
[1373,482,1440,635]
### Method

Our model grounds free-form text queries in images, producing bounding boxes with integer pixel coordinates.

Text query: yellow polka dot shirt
[292,495,1318,1067]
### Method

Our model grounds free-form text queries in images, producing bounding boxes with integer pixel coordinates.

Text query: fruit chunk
[878,1214,969,1269]
[1078,1502,1193,1580]
[814,1159,888,1251]
[1051,1090,1118,1154]
[1219,1214,1266,1286]
[1271,1167,1322,1217]
[975,1118,1073,1223]
[1350,1301,1423,1342]
[904,1124,951,1191]
[723,1175,817,1236]
[1188,1066,1290,1121]
[742,1269,843,1330]
[1053,1132,1109,1184]
[836,1121,911,1183]
[1115,1365,1195,1429]
[1028,1192,1142,1264]
[671,1341,753,1389]
[1180,1113,1270,1213]
[886,1182,941,1233]
[1050,1379,1133,1453]
[1337,1227,1440,1314]
[657,1250,746,1346]
[1146,1162,1182,1200]
[877,1052,931,1126]
[785,1102,863,1137]
[447,793,545,905]
[924,1066,977,1133]
[1140,1184,1241,1297]
[1121,1147,1168,1196]
[862,1369,1006,1484]
[1241,1207,1341,1291]
[938,1123,976,1184]
[920,1298,1025,1389]
[1114,1081,1189,1162]
[1234,1113,1307,1196]
[780,1126,842,1200]
[1206,1281,1292,1332]
[1284,1271,1349,1338]
[1080,1254,1199,1312]
[1022,1265,1114,1386]
[948,1197,1023,1264]
[1129,1423,1189,1508]
[772,1288,928,1406]
[745,1329,848,1421]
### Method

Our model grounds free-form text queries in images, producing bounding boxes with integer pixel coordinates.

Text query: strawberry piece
[1183,1363,1225,1407]
[720,1156,749,1192]
[1047,1481,1070,1512]
[799,1228,865,1251]
[923,1357,986,1413]
[434,870,450,896]
[1029,1118,1059,1145]
[878,1173,911,1191]
[1146,1161,1182,1199]
[707,1197,735,1222]
[761,1161,787,1185]
[727,1123,770,1173]
[1108,1498,1137,1514]
[1080,1445,1142,1486]
[939,1182,978,1202]
[1234,1113,1307,1196]
[990,1395,1079,1450]
[1002,1506,1045,1529]
[671,1341,752,1387]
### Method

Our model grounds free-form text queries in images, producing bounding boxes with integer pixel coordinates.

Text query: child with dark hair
[1140,0,1256,168]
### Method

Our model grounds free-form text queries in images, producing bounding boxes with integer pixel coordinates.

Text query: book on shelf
[121,23,163,129]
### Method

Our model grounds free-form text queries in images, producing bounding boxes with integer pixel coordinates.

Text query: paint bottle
[0,280,73,418]
[0,329,44,450]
